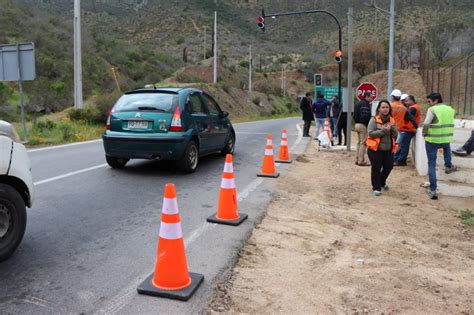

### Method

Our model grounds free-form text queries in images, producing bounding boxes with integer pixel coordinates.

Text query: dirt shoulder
[209,144,474,314]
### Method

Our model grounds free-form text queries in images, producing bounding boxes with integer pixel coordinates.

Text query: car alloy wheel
[0,203,11,238]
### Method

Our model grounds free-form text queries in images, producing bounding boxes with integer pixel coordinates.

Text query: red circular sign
[356,82,377,101]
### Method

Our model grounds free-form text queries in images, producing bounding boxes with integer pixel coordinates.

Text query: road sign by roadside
[356,82,377,102]
[0,42,36,143]
[0,43,36,81]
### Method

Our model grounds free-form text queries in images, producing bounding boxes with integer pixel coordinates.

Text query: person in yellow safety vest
[422,92,458,200]
[366,100,398,197]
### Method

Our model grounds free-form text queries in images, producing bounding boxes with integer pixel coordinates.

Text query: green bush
[35,119,56,131]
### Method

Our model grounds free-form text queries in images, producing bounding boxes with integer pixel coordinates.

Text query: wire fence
[420,40,473,117]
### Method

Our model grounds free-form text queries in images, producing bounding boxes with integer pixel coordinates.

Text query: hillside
[0,0,473,119]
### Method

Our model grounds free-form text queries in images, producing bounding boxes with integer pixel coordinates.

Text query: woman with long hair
[366,100,398,196]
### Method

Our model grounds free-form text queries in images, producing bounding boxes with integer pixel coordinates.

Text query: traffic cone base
[257,172,280,178]
[275,159,292,164]
[137,272,204,301]
[207,212,248,226]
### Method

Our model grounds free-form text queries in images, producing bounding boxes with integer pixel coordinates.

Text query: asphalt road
[0,117,309,314]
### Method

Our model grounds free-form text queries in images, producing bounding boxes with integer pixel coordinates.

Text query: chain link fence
[420,41,473,118]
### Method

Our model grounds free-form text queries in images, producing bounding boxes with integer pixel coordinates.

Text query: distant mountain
[1,0,472,114]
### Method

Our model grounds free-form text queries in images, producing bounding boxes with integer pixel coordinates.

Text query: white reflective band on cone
[281,141,288,146]
[282,133,287,138]
[221,178,236,189]
[159,222,183,240]
[223,162,233,173]
[160,222,183,240]
[265,149,273,155]
[266,140,272,145]
[162,198,179,215]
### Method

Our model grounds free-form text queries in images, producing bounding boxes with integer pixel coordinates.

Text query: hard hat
[391,89,402,98]
[401,93,408,101]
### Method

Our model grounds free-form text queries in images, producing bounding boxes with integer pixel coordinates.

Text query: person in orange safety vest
[394,95,421,166]
[366,100,398,197]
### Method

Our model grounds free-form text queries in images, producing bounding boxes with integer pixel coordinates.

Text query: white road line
[97,177,266,315]
[34,164,108,186]
[290,123,303,151]
[28,139,102,153]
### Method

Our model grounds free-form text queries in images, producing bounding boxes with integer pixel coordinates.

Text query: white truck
[0,120,34,261]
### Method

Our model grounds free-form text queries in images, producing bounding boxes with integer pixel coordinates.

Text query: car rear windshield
[113,93,178,113]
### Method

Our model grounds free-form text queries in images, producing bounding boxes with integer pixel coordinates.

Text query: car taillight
[106,110,112,130]
[170,106,183,132]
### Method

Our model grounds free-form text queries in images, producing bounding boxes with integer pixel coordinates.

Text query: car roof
[125,87,200,95]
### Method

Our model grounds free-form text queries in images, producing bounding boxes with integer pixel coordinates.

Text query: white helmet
[400,93,408,101]
[391,89,402,98]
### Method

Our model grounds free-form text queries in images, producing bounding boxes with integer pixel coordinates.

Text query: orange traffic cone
[323,119,332,140]
[275,129,292,163]
[257,134,280,178]
[207,154,248,226]
[137,183,204,301]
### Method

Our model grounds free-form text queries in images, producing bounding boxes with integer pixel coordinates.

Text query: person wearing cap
[391,89,418,133]
[422,92,457,200]
[400,93,409,106]
[394,95,421,166]
[353,91,373,166]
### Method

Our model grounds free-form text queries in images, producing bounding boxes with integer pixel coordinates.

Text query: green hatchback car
[102,87,235,172]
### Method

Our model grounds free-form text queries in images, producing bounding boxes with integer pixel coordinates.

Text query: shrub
[35,119,56,131]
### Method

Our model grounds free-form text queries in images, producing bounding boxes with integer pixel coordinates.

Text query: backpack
[359,102,372,124]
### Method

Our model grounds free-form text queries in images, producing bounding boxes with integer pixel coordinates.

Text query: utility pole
[248,45,252,93]
[203,26,206,60]
[281,65,286,97]
[346,6,354,151]
[366,0,395,98]
[213,11,217,83]
[73,0,83,109]
[387,0,395,98]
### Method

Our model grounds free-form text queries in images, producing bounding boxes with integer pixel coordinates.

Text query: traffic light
[314,74,323,86]
[257,16,265,32]
[335,50,342,63]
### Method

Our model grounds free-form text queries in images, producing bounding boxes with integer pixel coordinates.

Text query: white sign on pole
[0,43,36,82]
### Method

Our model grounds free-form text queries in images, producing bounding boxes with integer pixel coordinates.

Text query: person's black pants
[462,130,474,154]
[303,120,312,136]
[367,149,394,191]
[337,112,348,145]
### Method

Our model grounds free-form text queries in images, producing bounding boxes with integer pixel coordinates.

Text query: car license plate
[128,120,148,129]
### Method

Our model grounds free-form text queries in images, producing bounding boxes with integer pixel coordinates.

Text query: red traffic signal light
[335,50,342,63]
[257,16,265,31]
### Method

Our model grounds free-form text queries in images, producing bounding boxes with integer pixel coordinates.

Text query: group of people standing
[299,92,348,145]
[300,88,466,200]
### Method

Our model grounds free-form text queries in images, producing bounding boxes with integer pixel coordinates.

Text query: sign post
[356,82,377,102]
[0,42,36,143]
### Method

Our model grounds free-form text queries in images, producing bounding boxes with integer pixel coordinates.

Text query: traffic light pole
[261,9,342,102]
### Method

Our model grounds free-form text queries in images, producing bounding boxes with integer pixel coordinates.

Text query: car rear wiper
[137,106,166,111]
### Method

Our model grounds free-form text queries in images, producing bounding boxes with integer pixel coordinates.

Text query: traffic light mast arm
[262,9,342,101]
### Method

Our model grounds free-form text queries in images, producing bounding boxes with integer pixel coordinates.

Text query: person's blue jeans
[314,118,325,138]
[425,142,452,191]
[330,117,338,139]
[394,132,415,162]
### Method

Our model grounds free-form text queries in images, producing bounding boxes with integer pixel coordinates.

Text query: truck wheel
[0,184,27,262]
[177,140,199,173]
[106,156,129,169]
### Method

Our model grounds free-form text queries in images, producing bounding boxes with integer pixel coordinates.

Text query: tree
[351,42,386,77]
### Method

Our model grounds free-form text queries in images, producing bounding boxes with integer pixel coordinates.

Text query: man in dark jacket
[300,92,314,137]
[329,95,341,140]
[312,94,331,139]
[353,92,373,166]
